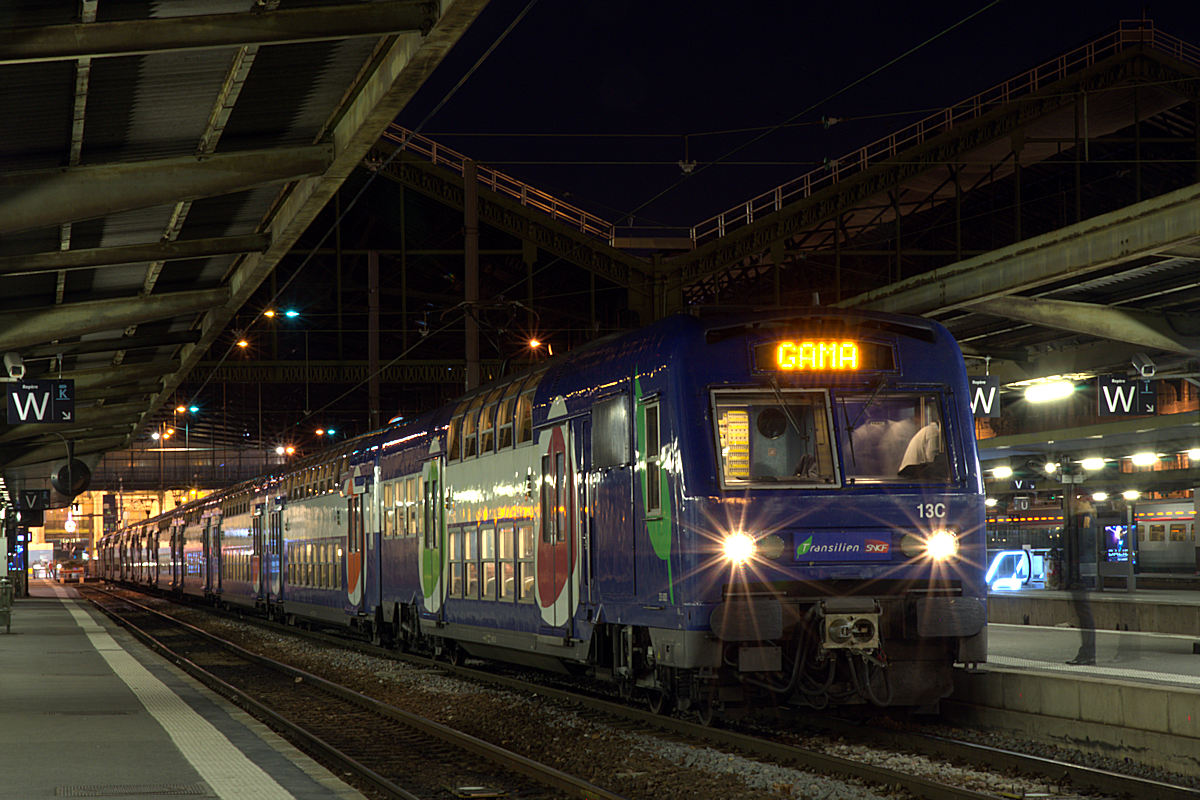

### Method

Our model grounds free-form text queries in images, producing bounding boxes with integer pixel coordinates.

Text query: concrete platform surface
[0,580,365,800]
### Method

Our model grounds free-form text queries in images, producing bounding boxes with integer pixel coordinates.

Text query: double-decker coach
[103,309,986,716]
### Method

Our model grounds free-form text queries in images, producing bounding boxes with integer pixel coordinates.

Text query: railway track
[80,586,624,800]
[90,584,1200,800]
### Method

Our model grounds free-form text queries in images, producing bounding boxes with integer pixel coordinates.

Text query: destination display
[754,339,894,373]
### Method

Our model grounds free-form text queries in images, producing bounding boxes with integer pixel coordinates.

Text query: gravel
[151,601,1147,800]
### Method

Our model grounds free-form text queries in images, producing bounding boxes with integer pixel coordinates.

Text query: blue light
[188,405,199,413]
[327,428,336,435]
[284,309,299,318]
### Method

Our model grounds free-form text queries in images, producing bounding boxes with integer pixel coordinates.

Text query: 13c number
[916,502,946,518]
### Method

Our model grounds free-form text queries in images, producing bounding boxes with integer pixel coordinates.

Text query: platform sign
[16,489,50,511]
[1097,375,1155,416]
[6,379,75,424]
[969,377,1000,418]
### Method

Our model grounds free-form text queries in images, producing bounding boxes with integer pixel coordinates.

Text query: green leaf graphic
[797,535,813,555]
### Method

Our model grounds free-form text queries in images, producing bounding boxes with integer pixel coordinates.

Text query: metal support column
[464,160,480,392]
[368,249,380,430]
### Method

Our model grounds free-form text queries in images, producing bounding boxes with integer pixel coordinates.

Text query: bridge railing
[381,125,617,244]
[689,20,1198,246]
[91,447,285,491]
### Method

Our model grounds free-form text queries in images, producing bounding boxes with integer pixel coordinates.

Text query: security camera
[1131,352,1156,378]
[3,352,24,380]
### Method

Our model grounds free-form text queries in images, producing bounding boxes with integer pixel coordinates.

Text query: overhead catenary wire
[179,0,544,422]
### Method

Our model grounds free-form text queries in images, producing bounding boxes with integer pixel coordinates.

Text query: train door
[252,503,264,600]
[267,502,283,603]
[591,392,635,598]
[537,415,578,633]
[420,455,446,617]
[346,492,366,614]
[203,514,217,595]
[172,521,184,592]
[575,417,592,607]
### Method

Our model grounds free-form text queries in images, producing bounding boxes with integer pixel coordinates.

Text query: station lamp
[1080,457,1105,471]
[991,465,1013,479]
[1130,452,1158,467]
[1024,380,1074,403]
[1188,448,1200,461]
[1091,491,1109,502]
[1122,489,1140,501]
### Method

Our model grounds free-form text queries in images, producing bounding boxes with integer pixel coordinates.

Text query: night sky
[395,1,1200,230]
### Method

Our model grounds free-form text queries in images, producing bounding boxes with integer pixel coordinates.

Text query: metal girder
[193,358,504,384]
[970,297,1200,355]
[966,340,1148,385]
[978,409,1200,453]
[0,234,269,277]
[0,403,146,444]
[77,381,164,403]
[24,331,201,359]
[0,1,439,65]
[0,290,226,352]
[3,435,128,469]
[138,0,490,450]
[66,363,178,393]
[837,181,1200,316]
[375,151,650,291]
[0,147,331,236]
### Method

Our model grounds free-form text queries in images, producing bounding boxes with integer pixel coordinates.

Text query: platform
[0,580,364,800]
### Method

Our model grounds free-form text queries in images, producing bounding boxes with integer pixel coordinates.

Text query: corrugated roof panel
[0,62,74,169]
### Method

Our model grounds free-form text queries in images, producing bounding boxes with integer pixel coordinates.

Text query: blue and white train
[99,310,987,713]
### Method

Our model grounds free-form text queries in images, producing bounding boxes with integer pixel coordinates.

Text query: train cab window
[713,389,838,488]
[517,522,535,602]
[593,394,630,468]
[498,524,516,600]
[835,392,949,484]
[643,402,662,515]
[498,381,520,449]
[480,527,496,600]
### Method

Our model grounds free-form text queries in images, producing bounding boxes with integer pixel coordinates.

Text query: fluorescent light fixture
[1122,489,1140,501]
[1044,461,1058,474]
[1024,380,1074,403]
[991,465,1013,479]
[1080,457,1105,471]
[984,497,997,507]
[1188,448,1200,461]
[1091,491,1108,502]
[1130,452,1157,467]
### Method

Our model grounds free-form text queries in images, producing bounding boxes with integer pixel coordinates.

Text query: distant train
[99,310,987,714]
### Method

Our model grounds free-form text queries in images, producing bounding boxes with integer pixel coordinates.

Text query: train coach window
[481,527,496,600]
[480,403,497,454]
[517,522,535,603]
[516,391,534,444]
[449,529,463,597]
[498,382,520,448]
[465,526,480,599]
[405,477,420,537]
[498,524,515,600]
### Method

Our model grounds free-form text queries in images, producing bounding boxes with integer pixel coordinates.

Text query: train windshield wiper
[840,378,885,471]
[769,377,802,435]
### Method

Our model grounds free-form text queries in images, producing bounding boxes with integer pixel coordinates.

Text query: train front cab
[576,314,988,713]
[690,317,986,710]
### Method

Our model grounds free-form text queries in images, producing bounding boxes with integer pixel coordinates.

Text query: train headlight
[722,531,756,565]
[926,529,959,561]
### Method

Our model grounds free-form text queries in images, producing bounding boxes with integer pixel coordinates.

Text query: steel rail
[83,587,626,800]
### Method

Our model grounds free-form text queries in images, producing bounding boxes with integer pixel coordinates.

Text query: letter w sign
[969,377,1000,418]
[6,380,75,424]
[1097,375,1155,416]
